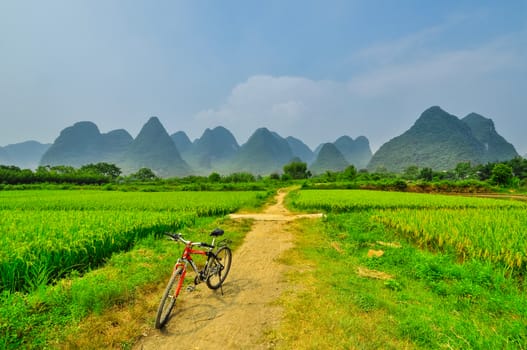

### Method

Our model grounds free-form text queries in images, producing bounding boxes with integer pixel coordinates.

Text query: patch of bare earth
[134,189,322,349]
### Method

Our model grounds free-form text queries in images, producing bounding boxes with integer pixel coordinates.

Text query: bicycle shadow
[159,302,219,335]
[208,277,255,303]
[159,278,254,335]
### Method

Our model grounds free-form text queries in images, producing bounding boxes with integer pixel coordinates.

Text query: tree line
[1,157,526,190]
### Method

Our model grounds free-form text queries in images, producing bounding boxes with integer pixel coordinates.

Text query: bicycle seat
[210,228,224,236]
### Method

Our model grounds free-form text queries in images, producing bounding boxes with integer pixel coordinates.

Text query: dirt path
[134,189,322,349]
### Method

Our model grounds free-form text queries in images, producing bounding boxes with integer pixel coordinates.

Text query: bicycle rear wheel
[155,266,185,329]
[206,246,232,290]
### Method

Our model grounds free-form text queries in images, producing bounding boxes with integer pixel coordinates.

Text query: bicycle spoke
[206,247,232,290]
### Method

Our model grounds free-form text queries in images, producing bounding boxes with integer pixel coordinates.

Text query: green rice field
[0,190,265,293]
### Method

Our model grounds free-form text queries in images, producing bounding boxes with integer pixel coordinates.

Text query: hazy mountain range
[0,141,51,169]
[0,106,520,177]
[29,116,372,176]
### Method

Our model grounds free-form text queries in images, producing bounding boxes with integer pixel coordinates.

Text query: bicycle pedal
[186,285,196,292]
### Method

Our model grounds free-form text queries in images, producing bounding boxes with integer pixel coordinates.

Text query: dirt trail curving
[134,189,322,349]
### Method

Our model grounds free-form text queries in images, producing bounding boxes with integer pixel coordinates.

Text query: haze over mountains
[1,106,520,177]
[33,116,372,176]
[0,141,51,169]
[40,122,133,169]
[368,106,518,172]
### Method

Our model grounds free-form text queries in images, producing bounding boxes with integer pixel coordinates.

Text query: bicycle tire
[155,266,184,329]
[206,246,232,290]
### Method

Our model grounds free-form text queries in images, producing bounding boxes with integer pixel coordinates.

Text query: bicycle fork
[172,263,187,297]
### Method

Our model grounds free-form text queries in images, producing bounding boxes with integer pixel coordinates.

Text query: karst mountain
[367,106,518,172]
[1,106,519,176]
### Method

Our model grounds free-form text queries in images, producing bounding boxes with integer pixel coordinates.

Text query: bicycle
[154,228,232,329]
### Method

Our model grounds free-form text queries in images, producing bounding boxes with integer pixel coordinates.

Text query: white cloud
[194,75,357,148]
[193,30,527,154]
[346,33,527,153]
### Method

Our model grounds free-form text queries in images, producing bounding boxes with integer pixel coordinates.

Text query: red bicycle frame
[172,241,211,298]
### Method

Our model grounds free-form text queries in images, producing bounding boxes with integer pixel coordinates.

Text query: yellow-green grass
[275,213,527,349]
[290,189,527,212]
[0,190,267,293]
[373,208,527,272]
[277,189,527,348]
[1,216,253,349]
[0,190,266,214]
[0,189,261,349]
[290,189,527,273]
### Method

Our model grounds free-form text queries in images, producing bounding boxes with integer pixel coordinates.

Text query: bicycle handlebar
[164,232,214,248]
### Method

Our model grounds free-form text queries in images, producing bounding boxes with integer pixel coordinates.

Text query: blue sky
[1,1,526,154]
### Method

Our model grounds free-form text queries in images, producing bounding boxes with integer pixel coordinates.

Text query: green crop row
[0,190,267,293]
[289,189,527,274]
[0,190,266,214]
[373,208,527,272]
[290,189,527,212]
[0,209,196,293]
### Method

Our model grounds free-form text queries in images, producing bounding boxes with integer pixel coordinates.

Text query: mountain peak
[252,127,272,136]
[462,113,495,129]
[286,136,314,163]
[40,121,103,167]
[171,131,192,153]
[310,143,349,174]
[138,116,164,135]
[368,106,516,172]
[334,135,372,169]
[414,106,458,127]
[184,125,240,171]
[462,113,517,162]
[233,128,293,174]
[123,117,190,177]
[194,126,239,152]
[423,105,444,114]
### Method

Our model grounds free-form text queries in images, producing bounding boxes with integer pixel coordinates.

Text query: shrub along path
[134,189,322,349]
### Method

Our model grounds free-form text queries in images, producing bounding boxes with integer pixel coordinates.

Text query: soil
[133,189,322,349]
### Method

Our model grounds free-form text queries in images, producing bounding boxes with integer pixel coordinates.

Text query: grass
[0,215,254,349]
[0,188,270,348]
[0,190,270,295]
[274,212,527,349]
[59,215,253,349]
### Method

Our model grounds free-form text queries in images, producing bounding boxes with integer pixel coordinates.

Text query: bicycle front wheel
[155,266,185,329]
[206,246,232,290]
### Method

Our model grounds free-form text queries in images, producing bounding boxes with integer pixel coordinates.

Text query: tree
[223,172,255,183]
[80,162,121,178]
[355,169,371,181]
[50,165,76,174]
[474,163,493,181]
[419,167,433,181]
[454,162,473,180]
[403,165,419,180]
[208,172,221,182]
[280,173,292,181]
[283,161,310,179]
[0,165,21,171]
[131,168,158,181]
[507,157,527,179]
[322,170,337,182]
[269,173,280,180]
[490,163,514,186]
[341,165,357,181]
